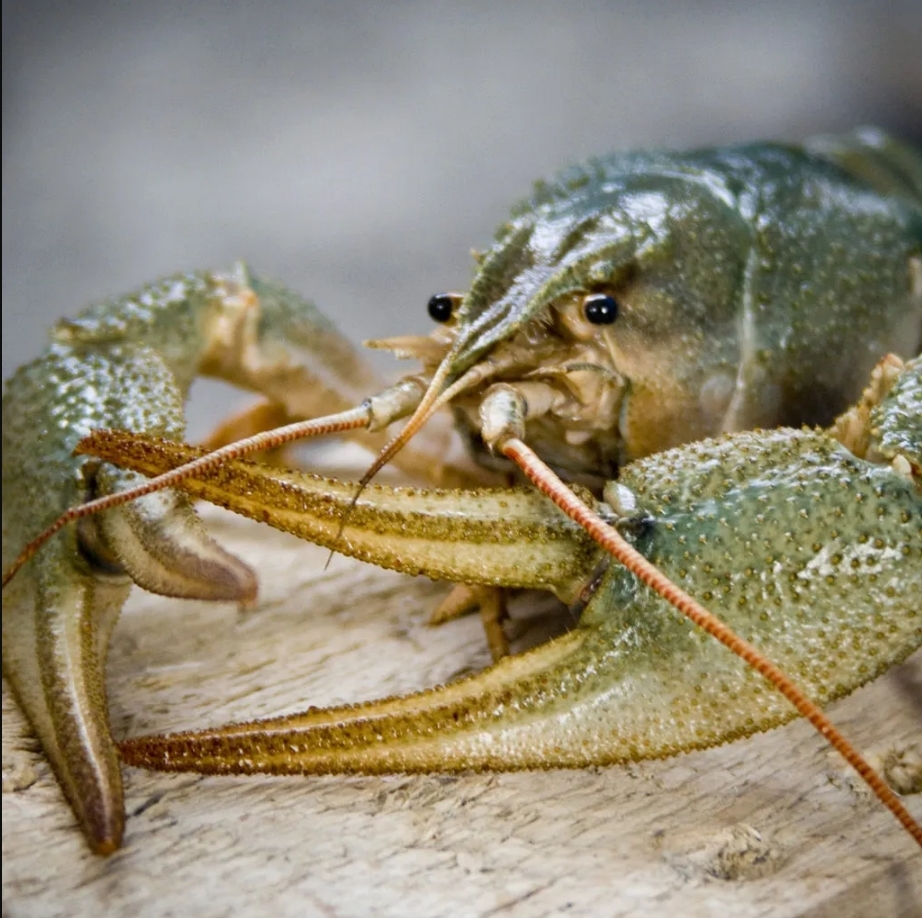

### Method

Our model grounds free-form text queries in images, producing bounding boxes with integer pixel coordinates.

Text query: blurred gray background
[4,0,921,434]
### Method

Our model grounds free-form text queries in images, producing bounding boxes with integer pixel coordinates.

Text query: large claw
[2,538,131,853]
[1,331,255,852]
[2,265,423,853]
[89,369,920,779]
[1,490,253,852]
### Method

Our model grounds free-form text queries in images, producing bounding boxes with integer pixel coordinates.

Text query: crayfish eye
[582,293,619,325]
[427,293,456,323]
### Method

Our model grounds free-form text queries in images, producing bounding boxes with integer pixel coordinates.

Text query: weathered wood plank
[3,505,920,918]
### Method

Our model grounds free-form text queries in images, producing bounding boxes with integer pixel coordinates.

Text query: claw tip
[92,836,121,856]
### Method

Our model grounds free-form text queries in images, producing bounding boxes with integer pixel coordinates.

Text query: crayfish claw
[87,466,258,604]
[2,536,130,854]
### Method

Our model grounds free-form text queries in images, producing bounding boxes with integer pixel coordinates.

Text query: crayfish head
[369,164,754,483]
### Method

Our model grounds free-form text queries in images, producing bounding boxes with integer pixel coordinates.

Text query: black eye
[427,293,455,323]
[583,293,619,325]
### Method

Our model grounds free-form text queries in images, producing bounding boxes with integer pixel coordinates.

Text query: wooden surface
[3,503,921,918]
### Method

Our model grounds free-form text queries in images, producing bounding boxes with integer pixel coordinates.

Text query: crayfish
[2,126,920,855]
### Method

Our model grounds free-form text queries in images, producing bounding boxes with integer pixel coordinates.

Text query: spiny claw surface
[102,375,921,778]
[1,266,386,851]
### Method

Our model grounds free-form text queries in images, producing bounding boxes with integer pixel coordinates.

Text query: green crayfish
[3,126,921,854]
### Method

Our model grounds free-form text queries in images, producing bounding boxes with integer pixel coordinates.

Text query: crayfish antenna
[355,361,456,493]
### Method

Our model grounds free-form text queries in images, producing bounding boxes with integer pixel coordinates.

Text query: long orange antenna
[502,436,922,849]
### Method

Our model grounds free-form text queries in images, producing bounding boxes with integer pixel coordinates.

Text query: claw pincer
[98,362,920,780]
[2,267,376,850]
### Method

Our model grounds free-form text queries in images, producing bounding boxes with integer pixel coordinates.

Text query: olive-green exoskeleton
[3,127,920,854]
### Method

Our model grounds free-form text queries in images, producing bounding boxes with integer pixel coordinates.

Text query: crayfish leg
[430,584,511,660]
